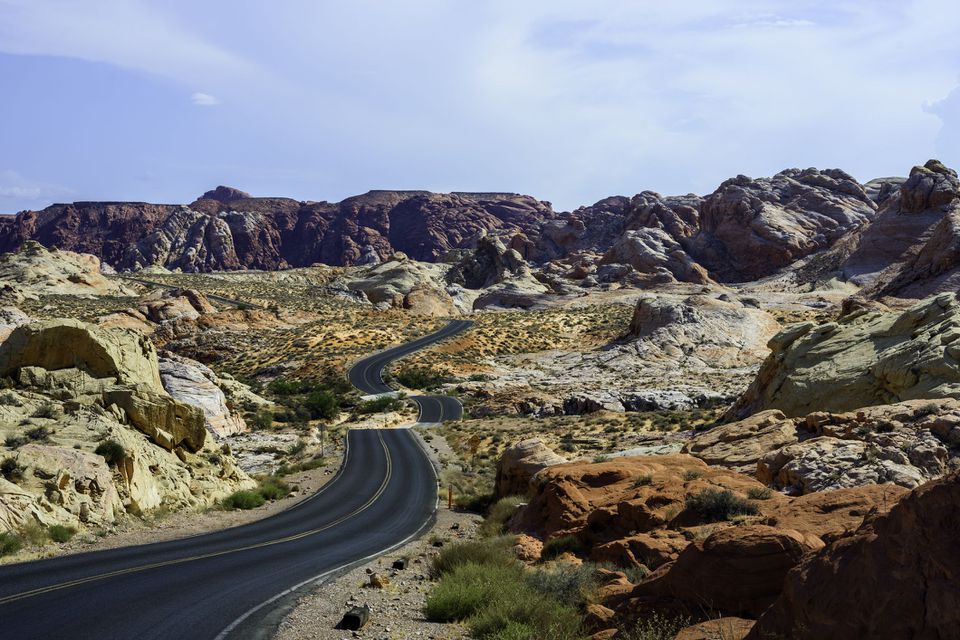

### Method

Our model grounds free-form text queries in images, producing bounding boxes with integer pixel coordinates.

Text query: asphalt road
[0,320,472,639]
[348,319,474,423]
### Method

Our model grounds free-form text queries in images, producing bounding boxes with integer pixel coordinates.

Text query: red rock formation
[748,470,960,640]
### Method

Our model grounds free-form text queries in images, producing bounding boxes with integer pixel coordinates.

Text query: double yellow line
[0,431,393,606]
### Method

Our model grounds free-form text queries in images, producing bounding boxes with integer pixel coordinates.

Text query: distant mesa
[199,186,251,203]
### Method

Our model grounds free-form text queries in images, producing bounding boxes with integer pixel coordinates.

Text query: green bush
[686,488,759,522]
[304,390,339,420]
[395,367,450,390]
[0,532,22,556]
[267,378,318,396]
[633,474,654,487]
[358,395,405,414]
[257,477,290,501]
[747,487,774,500]
[4,435,27,449]
[1,458,22,482]
[527,562,600,607]
[541,534,586,560]
[425,562,525,622]
[94,440,126,465]
[681,469,703,481]
[467,586,583,640]
[32,403,61,419]
[480,496,526,538]
[25,426,51,442]
[48,525,76,543]
[251,409,274,430]
[222,490,265,510]
[430,536,515,578]
[621,613,690,640]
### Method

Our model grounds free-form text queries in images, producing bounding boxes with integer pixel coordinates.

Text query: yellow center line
[0,432,393,607]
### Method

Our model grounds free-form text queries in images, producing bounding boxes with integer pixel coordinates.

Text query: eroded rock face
[159,357,247,438]
[0,321,253,533]
[494,438,566,499]
[728,293,960,420]
[0,319,164,392]
[0,190,556,272]
[329,256,459,316]
[0,241,132,296]
[748,471,960,640]
[690,168,876,282]
[683,410,797,474]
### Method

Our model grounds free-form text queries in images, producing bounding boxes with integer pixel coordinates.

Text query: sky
[1,0,959,213]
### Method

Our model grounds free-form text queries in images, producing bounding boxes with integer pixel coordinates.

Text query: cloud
[191,92,219,107]
[0,170,72,209]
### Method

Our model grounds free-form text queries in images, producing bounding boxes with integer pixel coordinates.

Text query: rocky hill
[0,162,933,288]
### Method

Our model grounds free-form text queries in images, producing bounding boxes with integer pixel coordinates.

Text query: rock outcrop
[0,241,131,296]
[748,470,960,640]
[0,190,555,272]
[728,293,960,420]
[158,356,248,438]
[494,438,566,498]
[693,399,960,493]
[0,320,253,533]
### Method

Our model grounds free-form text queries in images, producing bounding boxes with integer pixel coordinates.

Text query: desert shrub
[0,391,22,406]
[480,496,526,538]
[686,488,759,522]
[25,426,51,442]
[4,435,27,449]
[633,474,654,487]
[681,469,703,481]
[222,490,265,510]
[747,487,774,500]
[467,586,583,640]
[395,366,451,390]
[303,390,339,420]
[257,477,290,501]
[430,536,515,578]
[1,458,22,482]
[251,409,274,430]
[541,534,586,560]
[425,562,526,622]
[527,562,600,607]
[94,440,126,465]
[621,613,690,640]
[48,525,76,543]
[0,532,22,556]
[267,378,319,396]
[287,440,306,456]
[358,395,405,414]
[593,454,611,463]
[32,403,61,419]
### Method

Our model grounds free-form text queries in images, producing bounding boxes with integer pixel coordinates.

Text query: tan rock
[728,293,960,420]
[512,533,543,562]
[0,319,164,392]
[674,617,754,640]
[0,241,133,296]
[103,386,206,452]
[684,410,798,473]
[494,438,565,499]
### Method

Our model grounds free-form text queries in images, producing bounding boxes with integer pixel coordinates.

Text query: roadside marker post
[448,485,453,509]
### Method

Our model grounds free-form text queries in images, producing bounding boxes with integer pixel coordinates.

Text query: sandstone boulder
[494,438,565,498]
[102,386,206,452]
[0,241,132,296]
[0,319,164,392]
[159,357,247,438]
[626,525,823,617]
[748,471,960,640]
[684,410,798,474]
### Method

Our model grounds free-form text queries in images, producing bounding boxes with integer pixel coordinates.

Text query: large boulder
[748,471,960,640]
[727,293,960,420]
[159,357,247,438]
[0,319,164,392]
[626,525,824,617]
[103,386,207,452]
[494,438,566,498]
[683,410,798,474]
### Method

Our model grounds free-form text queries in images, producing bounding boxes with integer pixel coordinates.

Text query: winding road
[0,319,472,639]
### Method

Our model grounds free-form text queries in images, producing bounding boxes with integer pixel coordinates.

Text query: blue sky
[1,0,959,213]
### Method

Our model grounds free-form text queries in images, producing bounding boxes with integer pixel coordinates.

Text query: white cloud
[191,92,219,107]
[0,170,72,209]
